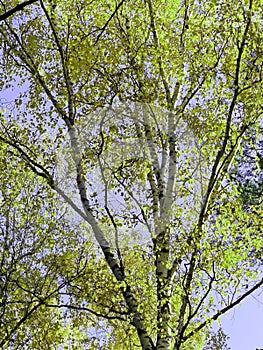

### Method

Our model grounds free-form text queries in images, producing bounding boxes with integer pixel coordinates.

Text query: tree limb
[0,0,38,21]
[183,276,263,343]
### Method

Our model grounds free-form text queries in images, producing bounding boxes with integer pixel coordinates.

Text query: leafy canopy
[0,0,263,349]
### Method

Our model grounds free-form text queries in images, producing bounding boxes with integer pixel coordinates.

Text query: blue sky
[221,293,263,350]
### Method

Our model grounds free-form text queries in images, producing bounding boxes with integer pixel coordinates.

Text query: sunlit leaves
[1,0,263,349]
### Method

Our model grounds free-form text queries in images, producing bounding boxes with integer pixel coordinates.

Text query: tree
[0,0,263,349]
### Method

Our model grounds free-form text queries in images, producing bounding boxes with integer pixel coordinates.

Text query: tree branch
[0,0,38,21]
[94,0,126,45]
[198,0,253,229]
[183,276,263,342]
[45,303,127,321]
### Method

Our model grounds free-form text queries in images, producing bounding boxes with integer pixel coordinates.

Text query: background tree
[0,0,263,349]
